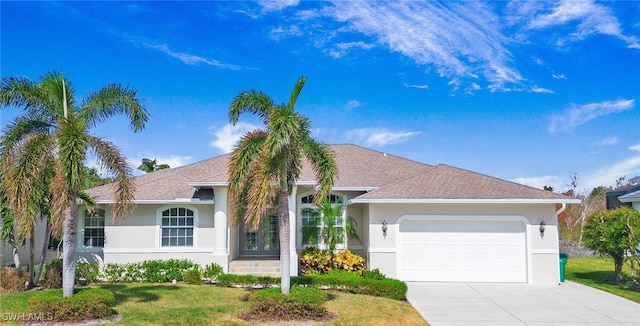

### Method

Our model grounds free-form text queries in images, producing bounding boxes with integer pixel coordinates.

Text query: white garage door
[398,218,527,282]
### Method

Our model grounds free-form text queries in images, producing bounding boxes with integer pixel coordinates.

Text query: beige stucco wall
[366,202,561,285]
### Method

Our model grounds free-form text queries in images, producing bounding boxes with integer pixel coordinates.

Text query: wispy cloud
[270,25,302,41]
[326,41,375,58]
[594,137,618,146]
[209,122,261,154]
[346,128,421,147]
[551,73,567,80]
[513,175,561,190]
[519,0,640,49]
[548,99,635,133]
[584,144,640,188]
[258,0,299,13]
[531,85,554,94]
[404,83,429,90]
[140,42,249,70]
[345,100,363,109]
[327,1,522,91]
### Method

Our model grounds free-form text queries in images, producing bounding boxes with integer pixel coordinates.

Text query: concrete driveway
[407,281,640,326]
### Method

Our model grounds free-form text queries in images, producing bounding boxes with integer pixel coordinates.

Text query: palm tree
[1,71,148,296]
[303,197,360,253]
[228,76,337,294]
[137,158,170,173]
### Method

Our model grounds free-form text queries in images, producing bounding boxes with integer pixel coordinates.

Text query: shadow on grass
[97,284,180,305]
[572,271,640,292]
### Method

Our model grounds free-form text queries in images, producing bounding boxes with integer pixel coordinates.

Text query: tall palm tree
[1,71,148,296]
[228,76,337,294]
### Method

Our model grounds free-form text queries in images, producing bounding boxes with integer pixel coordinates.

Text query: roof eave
[348,198,581,204]
[87,199,215,205]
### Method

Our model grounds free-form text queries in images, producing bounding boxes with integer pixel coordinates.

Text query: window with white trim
[83,209,105,247]
[300,194,346,247]
[161,207,194,247]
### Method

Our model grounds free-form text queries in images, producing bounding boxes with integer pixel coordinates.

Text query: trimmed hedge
[248,286,328,320]
[28,288,115,322]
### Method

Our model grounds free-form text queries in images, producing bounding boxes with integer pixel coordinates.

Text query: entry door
[239,213,280,257]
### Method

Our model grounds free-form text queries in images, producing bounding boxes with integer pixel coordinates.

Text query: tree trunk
[62,197,78,297]
[278,190,290,295]
[10,225,21,270]
[27,236,35,288]
[34,222,51,286]
[614,254,625,282]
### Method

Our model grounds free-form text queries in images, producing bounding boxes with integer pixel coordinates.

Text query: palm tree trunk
[10,225,21,269]
[34,223,51,286]
[62,197,78,297]
[27,236,35,288]
[278,190,290,294]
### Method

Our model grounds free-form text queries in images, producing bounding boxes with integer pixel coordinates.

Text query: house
[606,185,640,210]
[76,144,577,284]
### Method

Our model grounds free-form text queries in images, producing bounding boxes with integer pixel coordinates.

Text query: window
[161,207,194,247]
[84,209,105,247]
[300,194,346,247]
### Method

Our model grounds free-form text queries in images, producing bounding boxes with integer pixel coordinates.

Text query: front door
[239,213,280,257]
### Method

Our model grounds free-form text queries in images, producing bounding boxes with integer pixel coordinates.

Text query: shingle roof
[619,190,640,202]
[352,164,577,202]
[87,144,575,203]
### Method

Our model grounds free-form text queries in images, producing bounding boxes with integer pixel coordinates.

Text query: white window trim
[78,208,106,253]
[298,192,347,250]
[155,204,199,249]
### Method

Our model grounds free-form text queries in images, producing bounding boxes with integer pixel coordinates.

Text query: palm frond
[1,115,55,153]
[228,90,274,125]
[81,83,149,132]
[87,136,135,220]
[57,117,88,191]
[301,138,337,205]
[287,76,307,111]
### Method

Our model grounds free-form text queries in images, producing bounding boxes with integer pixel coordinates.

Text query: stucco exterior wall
[0,216,57,266]
[366,202,561,284]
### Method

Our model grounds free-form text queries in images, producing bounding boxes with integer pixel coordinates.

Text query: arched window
[160,207,194,247]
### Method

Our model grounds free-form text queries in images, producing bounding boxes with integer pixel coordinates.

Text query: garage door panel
[398,218,526,282]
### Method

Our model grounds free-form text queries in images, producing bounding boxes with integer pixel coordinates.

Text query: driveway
[407,281,640,326]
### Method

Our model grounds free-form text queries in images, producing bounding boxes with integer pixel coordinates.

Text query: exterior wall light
[539,220,546,237]
[382,220,388,238]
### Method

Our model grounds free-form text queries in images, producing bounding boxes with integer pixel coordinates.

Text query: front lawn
[0,283,427,325]
[565,256,640,303]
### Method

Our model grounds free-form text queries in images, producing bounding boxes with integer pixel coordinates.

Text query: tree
[302,197,360,253]
[1,71,148,296]
[560,173,608,246]
[583,207,640,281]
[137,158,169,173]
[83,166,113,189]
[228,76,337,294]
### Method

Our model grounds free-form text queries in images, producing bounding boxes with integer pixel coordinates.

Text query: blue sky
[1,1,639,192]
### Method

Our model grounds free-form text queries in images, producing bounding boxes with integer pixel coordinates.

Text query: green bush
[216,274,259,287]
[362,268,386,280]
[0,267,28,292]
[28,287,115,322]
[76,262,100,284]
[300,248,366,275]
[248,286,328,320]
[103,259,199,283]
[184,268,202,285]
[202,262,224,278]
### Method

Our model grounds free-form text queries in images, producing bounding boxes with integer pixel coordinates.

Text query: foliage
[565,256,640,303]
[28,287,115,322]
[300,247,366,275]
[183,268,202,285]
[559,173,610,247]
[103,259,200,283]
[41,258,62,289]
[75,262,100,284]
[202,262,224,279]
[227,76,337,294]
[362,268,387,280]
[137,158,170,173]
[247,286,329,320]
[0,267,28,292]
[82,167,113,189]
[583,207,640,282]
[301,197,360,252]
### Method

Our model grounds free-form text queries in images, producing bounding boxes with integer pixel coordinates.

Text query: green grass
[0,283,427,326]
[565,256,640,303]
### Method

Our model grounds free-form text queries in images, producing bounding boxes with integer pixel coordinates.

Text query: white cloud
[209,122,261,154]
[548,99,635,133]
[630,144,640,152]
[403,83,429,90]
[270,25,302,41]
[345,100,363,109]
[327,1,522,91]
[531,85,554,94]
[551,73,567,80]
[345,128,421,147]
[522,0,640,49]
[584,155,640,189]
[594,137,618,146]
[512,175,561,190]
[258,0,299,12]
[140,42,248,70]
[326,41,375,58]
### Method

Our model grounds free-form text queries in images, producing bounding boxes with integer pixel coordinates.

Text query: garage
[397,216,527,282]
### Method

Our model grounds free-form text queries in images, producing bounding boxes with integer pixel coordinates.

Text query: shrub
[291,272,407,300]
[0,267,28,292]
[76,262,100,284]
[248,286,328,320]
[333,250,365,274]
[216,274,260,287]
[184,268,202,285]
[28,287,115,322]
[300,248,366,275]
[202,262,224,279]
[41,259,63,289]
[103,259,199,283]
[362,268,386,280]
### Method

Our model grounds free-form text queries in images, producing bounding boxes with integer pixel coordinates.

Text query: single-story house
[618,190,640,211]
[605,184,640,210]
[77,144,577,284]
